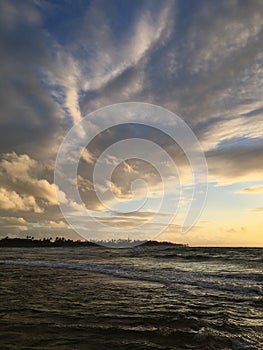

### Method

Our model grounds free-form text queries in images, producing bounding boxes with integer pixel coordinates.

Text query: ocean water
[0,246,262,350]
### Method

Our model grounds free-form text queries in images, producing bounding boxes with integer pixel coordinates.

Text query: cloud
[77,0,175,113]
[92,210,177,229]
[185,1,263,74]
[200,115,263,151]
[0,188,42,213]
[238,186,263,194]
[249,208,263,213]
[1,0,263,245]
[47,220,68,228]
[0,216,27,226]
[0,0,41,29]
[2,0,263,166]
[81,149,95,165]
[84,1,173,90]
[0,153,57,207]
[0,0,65,158]
[33,220,69,229]
[75,0,263,126]
[206,137,263,183]
[69,0,263,191]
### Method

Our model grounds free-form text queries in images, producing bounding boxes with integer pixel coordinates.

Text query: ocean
[0,246,262,349]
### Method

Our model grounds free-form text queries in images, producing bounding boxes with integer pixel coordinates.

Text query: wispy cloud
[238,186,263,194]
[249,208,263,213]
[1,0,263,244]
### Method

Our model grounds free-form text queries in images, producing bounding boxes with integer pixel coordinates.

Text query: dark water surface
[0,247,262,349]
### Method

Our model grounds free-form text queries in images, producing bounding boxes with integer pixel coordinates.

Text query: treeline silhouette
[0,236,187,248]
[0,236,96,247]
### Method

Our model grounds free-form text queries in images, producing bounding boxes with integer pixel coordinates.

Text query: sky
[0,0,263,246]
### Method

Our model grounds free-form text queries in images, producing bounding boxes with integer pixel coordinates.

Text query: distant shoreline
[0,237,187,248]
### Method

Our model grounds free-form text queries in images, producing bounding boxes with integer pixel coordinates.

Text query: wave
[1,259,262,297]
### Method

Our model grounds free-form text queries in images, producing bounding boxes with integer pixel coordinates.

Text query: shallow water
[0,246,262,349]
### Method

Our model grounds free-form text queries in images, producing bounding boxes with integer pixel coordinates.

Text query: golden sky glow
[0,0,262,246]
